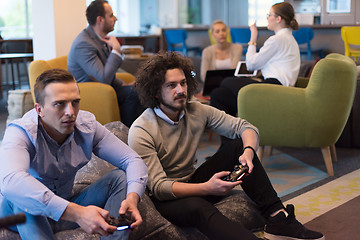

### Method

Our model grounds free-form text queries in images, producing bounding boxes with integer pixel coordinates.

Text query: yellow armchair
[116,72,135,84]
[28,56,68,101]
[28,55,132,124]
[78,82,120,125]
[29,56,135,101]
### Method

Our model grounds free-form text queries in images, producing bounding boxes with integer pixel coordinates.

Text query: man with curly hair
[128,52,324,240]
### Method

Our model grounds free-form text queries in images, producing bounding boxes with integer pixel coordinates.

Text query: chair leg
[321,146,334,176]
[257,146,264,162]
[330,144,338,162]
[16,62,21,88]
[267,146,273,156]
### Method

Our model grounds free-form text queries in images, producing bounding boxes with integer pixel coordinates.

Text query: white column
[158,0,179,27]
[32,0,87,60]
[117,0,140,35]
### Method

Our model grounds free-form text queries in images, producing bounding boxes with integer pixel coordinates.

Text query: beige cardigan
[200,43,243,82]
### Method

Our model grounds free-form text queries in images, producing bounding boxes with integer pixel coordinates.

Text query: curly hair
[135,51,198,108]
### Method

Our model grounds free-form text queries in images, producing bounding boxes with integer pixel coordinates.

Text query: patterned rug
[196,133,328,198]
[262,148,328,197]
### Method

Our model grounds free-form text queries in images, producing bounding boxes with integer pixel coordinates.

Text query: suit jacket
[67,26,122,84]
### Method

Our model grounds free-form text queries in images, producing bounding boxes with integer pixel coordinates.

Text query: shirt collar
[38,118,74,146]
[276,27,291,35]
[154,107,185,125]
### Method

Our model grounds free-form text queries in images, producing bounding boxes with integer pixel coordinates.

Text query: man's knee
[177,197,218,219]
[210,87,228,106]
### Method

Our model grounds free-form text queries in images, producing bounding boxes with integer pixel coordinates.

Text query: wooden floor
[305,195,360,240]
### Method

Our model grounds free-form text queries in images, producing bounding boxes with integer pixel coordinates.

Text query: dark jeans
[210,77,282,117]
[0,169,129,240]
[210,77,281,146]
[151,139,284,240]
[111,79,145,128]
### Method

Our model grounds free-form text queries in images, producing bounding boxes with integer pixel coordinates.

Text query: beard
[103,23,115,34]
[159,93,187,112]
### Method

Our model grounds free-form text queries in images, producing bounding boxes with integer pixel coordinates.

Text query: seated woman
[200,20,243,83]
[210,2,300,117]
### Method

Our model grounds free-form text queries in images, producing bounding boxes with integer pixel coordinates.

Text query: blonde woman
[200,20,243,82]
[211,2,300,117]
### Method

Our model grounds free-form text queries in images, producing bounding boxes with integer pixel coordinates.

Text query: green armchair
[237,53,358,176]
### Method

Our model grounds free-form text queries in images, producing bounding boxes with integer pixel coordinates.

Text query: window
[326,0,351,13]
[248,0,284,26]
[0,0,32,39]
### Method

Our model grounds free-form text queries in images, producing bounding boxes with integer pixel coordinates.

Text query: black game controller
[222,164,249,182]
[107,214,134,231]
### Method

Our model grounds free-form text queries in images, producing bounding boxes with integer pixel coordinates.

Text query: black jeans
[210,77,281,147]
[111,79,145,128]
[210,77,282,117]
[151,139,284,240]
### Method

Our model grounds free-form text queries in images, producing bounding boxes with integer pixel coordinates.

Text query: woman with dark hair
[210,2,300,118]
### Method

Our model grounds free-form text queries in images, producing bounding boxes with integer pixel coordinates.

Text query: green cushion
[237,53,357,148]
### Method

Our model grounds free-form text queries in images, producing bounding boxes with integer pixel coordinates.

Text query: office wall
[117,0,140,35]
[201,0,248,26]
[32,0,87,60]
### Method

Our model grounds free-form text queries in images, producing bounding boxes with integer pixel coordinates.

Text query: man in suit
[68,0,143,127]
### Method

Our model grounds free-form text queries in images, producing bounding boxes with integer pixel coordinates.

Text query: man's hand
[203,172,241,196]
[61,203,117,236]
[239,148,254,173]
[118,192,142,230]
[102,35,121,54]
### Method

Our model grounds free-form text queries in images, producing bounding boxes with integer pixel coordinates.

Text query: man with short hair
[128,51,325,240]
[0,69,148,240]
[68,0,143,127]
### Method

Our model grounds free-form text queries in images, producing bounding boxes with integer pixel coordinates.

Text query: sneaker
[264,204,325,240]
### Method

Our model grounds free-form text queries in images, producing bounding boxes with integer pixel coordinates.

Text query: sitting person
[67,0,144,127]
[0,69,148,240]
[200,20,243,83]
[210,2,300,117]
[128,51,324,240]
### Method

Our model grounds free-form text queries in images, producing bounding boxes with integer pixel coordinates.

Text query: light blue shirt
[0,109,148,221]
[154,107,184,125]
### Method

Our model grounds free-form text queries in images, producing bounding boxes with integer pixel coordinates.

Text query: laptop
[202,69,235,96]
[234,61,258,77]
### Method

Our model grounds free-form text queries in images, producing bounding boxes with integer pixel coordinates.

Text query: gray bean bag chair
[0,121,265,240]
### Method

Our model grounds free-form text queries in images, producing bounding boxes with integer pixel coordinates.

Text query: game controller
[107,214,134,231]
[222,164,249,182]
